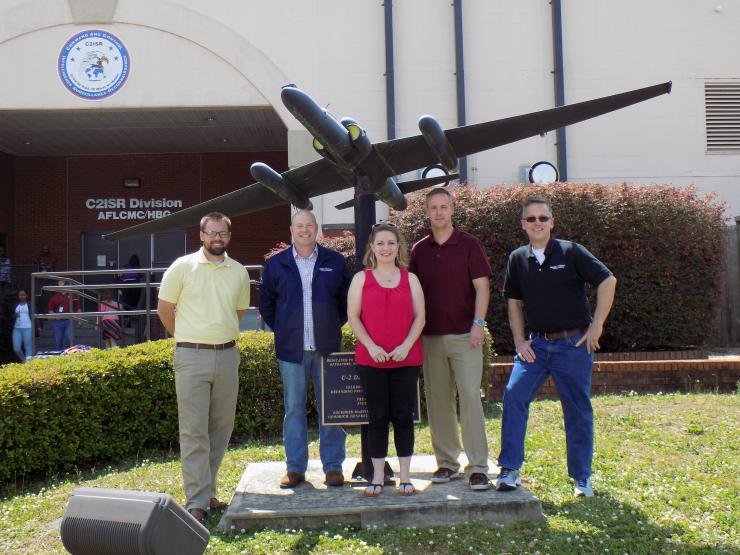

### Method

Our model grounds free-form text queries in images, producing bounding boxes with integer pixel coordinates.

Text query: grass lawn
[1,392,737,554]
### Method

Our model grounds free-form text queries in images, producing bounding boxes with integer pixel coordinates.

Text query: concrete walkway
[218,456,543,532]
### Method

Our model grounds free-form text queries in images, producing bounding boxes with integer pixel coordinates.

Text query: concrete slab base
[218,456,543,532]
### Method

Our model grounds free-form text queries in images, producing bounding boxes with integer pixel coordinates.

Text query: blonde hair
[362,223,409,269]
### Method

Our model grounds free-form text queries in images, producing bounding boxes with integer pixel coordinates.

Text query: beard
[204,242,226,256]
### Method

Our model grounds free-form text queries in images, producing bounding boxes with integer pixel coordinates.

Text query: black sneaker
[431,467,460,483]
[469,472,491,491]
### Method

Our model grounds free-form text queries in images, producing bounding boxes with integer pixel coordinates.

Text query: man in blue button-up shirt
[259,210,352,489]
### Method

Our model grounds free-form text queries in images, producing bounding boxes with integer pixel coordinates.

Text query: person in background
[12,289,32,362]
[121,254,143,310]
[347,223,425,497]
[34,245,57,335]
[35,245,57,272]
[47,280,80,351]
[0,247,11,286]
[99,289,122,349]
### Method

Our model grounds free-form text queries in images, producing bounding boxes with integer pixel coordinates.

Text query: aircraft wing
[104,158,351,240]
[374,81,672,176]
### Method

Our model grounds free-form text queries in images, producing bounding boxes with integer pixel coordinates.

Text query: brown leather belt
[176,341,236,350]
[532,327,587,341]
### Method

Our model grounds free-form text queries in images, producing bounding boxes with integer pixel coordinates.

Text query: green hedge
[0,332,282,485]
[0,328,491,485]
[321,183,726,353]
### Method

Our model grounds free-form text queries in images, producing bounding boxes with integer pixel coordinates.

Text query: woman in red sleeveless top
[347,223,425,496]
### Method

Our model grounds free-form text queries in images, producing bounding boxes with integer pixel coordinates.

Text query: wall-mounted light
[123,178,141,188]
[528,161,559,185]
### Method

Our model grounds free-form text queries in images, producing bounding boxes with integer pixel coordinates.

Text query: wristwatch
[473,319,486,328]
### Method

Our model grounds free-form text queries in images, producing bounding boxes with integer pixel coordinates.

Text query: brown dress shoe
[324,470,344,487]
[209,497,228,510]
[279,471,305,489]
[187,507,207,524]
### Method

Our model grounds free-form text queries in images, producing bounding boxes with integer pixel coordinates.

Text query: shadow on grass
[536,492,734,554]
[210,489,736,554]
[0,437,282,501]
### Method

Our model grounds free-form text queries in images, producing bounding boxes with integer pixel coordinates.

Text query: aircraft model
[104,81,672,241]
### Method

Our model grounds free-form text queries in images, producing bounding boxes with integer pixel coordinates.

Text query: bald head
[290,210,319,254]
[291,209,317,226]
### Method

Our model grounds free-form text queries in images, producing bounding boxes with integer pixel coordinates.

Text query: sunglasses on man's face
[523,216,551,223]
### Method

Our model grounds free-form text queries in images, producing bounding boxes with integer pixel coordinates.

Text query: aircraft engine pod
[340,118,372,159]
[375,177,408,211]
[418,115,458,172]
[250,162,312,210]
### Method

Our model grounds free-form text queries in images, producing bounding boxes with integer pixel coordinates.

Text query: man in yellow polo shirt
[157,211,250,524]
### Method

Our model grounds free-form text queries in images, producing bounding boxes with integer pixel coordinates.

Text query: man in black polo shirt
[496,195,616,497]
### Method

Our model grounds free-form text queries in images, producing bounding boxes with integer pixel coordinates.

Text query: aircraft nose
[281,85,309,110]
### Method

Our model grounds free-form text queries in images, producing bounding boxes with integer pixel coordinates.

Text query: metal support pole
[30,273,36,356]
[551,0,568,180]
[145,272,151,341]
[453,0,468,182]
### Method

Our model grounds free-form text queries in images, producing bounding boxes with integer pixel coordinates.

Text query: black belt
[176,341,236,350]
[531,327,587,341]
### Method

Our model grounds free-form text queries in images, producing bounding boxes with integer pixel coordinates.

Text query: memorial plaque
[321,352,420,426]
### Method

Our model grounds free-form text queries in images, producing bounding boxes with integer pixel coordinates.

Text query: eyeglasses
[372,222,396,228]
[523,216,551,223]
[202,230,231,238]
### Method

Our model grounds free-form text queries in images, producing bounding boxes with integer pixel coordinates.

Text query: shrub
[320,183,726,353]
[0,332,284,485]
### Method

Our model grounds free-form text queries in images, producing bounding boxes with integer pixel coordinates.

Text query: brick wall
[0,152,15,255]
[487,352,740,400]
[12,152,290,269]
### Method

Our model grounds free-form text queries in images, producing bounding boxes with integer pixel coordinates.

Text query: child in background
[99,290,122,349]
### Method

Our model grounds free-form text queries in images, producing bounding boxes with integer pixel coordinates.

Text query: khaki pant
[422,334,489,476]
[174,346,240,510]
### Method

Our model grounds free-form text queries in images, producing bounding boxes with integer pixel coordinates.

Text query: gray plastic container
[61,487,209,555]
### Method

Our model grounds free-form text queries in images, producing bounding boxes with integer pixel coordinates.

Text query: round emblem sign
[58,30,130,100]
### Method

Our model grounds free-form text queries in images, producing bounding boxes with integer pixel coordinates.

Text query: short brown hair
[200,212,232,232]
[362,223,409,269]
[424,187,454,208]
[521,195,552,219]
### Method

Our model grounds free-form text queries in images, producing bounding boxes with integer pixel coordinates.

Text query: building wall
[12,152,290,269]
[0,0,738,230]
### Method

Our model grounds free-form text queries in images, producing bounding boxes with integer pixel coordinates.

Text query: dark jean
[498,332,594,480]
[358,365,420,459]
[278,351,346,474]
[52,319,72,351]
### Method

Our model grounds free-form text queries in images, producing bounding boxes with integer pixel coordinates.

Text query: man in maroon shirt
[410,188,493,490]
[47,280,81,351]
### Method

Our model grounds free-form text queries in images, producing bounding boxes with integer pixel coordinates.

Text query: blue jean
[12,327,33,362]
[498,333,594,480]
[53,319,72,351]
[279,351,346,474]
